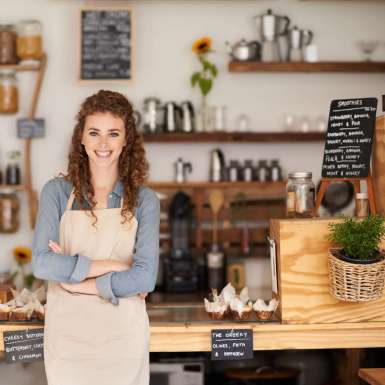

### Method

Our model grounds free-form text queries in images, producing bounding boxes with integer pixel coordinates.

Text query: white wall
[1,0,385,272]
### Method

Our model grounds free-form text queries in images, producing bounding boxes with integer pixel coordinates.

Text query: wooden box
[270,218,385,324]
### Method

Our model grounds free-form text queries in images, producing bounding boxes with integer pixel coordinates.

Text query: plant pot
[337,249,384,264]
[328,248,385,302]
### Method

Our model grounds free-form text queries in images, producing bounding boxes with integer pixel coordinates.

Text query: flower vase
[196,98,210,132]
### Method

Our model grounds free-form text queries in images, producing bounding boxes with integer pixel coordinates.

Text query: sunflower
[192,37,212,54]
[13,246,32,264]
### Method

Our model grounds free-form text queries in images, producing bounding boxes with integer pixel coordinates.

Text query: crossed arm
[48,240,147,299]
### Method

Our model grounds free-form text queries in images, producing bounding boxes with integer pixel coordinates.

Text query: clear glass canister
[286,171,315,218]
[16,20,43,61]
[0,70,18,113]
[0,189,20,233]
[356,192,369,218]
[0,24,17,64]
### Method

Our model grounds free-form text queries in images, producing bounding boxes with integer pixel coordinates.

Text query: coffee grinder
[163,192,198,292]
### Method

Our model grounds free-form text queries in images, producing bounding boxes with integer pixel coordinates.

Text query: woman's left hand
[49,240,62,254]
[138,293,147,300]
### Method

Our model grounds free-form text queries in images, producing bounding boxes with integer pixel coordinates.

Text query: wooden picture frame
[78,6,134,82]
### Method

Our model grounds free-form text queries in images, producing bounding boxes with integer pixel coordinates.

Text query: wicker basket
[328,249,385,302]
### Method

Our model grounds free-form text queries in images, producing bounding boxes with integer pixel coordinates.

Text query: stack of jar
[0,20,43,114]
[227,159,283,182]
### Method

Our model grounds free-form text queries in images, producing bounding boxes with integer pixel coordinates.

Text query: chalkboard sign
[211,329,253,360]
[3,329,44,364]
[80,8,132,80]
[321,98,377,178]
[17,118,45,138]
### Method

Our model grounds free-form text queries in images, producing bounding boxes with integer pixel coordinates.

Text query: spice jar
[356,192,369,218]
[0,24,17,64]
[16,20,43,61]
[0,189,20,233]
[5,151,21,185]
[286,172,315,218]
[242,160,254,182]
[0,70,18,113]
[228,160,240,182]
[255,159,269,182]
[269,159,282,182]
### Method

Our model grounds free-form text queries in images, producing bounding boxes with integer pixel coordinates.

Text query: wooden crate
[270,218,385,324]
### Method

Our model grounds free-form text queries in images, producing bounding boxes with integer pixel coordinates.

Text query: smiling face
[81,112,126,170]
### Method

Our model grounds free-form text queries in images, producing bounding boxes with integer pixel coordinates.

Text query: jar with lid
[0,189,20,233]
[269,159,282,182]
[0,24,17,64]
[242,160,254,182]
[16,20,43,61]
[6,150,21,185]
[286,172,315,218]
[228,160,240,182]
[0,70,18,113]
[255,159,269,182]
[356,192,369,218]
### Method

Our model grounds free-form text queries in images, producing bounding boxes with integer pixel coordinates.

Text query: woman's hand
[49,240,62,254]
[138,293,147,300]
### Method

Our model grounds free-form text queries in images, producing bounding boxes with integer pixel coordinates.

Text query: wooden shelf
[0,61,41,72]
[0,185,27,191]
[228,60,385,73]
[142,131,325,143]
[148,181,286,190]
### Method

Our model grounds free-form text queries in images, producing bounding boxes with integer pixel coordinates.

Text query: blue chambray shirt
[32,177,160,305]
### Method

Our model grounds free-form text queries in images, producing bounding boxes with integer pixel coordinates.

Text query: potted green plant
[327,215,385,302]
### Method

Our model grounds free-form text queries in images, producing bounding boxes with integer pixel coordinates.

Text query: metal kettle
[254,9,290,42]
[143,97,163,133]
[174,158,193,183]
[164,101,182,132]
[225,39,261,61]
[180,101,195,133]
[209,148,226,182]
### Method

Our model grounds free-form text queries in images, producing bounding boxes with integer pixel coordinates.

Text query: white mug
[303,44,318,62]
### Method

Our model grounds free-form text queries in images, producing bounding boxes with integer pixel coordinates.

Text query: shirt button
[109,194,113,198]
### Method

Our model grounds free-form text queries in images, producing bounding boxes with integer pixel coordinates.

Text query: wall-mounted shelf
[0,185,27,191]
[142,131,325,143]
[0,54,47,228]
[228,61,385,73]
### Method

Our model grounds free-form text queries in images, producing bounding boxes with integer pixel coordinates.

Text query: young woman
[32,90,160,385]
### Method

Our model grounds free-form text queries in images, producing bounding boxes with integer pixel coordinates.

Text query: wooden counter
[2,309,385,352]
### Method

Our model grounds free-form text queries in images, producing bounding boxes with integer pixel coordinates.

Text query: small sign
[3,329,44,364]
[80,8,133,80]
[321,98,377,178]
[211,329,253,361]
[17,119,45,138]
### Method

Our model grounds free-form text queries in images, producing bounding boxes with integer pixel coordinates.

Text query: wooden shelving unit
[143,131,325,143]
[228,60,385,73]
[0,54,47,228]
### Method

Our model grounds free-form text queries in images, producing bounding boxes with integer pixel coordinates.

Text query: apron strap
[65,189,76,211]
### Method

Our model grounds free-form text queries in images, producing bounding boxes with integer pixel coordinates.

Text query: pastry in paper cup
[230,297,253,320]
[253,298,278,321]
[204,289,228,320]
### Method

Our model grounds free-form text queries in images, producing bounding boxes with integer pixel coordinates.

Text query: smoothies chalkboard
[321,98,377,178]
[80,8,132,80]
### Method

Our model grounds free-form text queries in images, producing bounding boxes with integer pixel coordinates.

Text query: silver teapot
[225,39,261,61]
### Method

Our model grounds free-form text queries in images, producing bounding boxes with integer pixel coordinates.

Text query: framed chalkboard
[79,7,133,81]
[321,98,377,179]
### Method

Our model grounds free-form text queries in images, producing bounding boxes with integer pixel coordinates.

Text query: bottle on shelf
[269,159,282,181]
[16,19,43,62]
[0,24,17,64]
[0,189,20,233]
[228,160,240,182]
[0,70,19,114]
[255,159,269,182]
[5,151,21,185]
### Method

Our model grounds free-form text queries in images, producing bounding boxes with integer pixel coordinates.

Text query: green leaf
[24,274,35,289]
[199,78,212,96]
[209,63,218,77]
[191,72,201,87]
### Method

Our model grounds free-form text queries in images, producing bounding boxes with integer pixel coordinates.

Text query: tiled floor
[0,361,47,385]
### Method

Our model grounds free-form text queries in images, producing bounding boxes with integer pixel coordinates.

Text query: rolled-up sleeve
[32,179,91,283]
[95,188,160,304]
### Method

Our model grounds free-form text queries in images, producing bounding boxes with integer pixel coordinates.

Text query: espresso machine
[254,8,290,62]
[163,192,198,293]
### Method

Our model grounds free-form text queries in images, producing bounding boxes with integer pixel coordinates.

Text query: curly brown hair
[64,90,148,224]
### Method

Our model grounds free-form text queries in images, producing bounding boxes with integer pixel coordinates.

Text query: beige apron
[44,190,150,385]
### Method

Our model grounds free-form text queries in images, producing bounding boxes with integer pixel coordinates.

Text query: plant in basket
[327,215,385,302]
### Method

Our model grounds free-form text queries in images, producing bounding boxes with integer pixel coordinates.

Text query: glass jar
[286,172,315,218]
[0,70,18,113]
[269,159,282,182]
[256,159,269,182]
[242,160,254,182]
[356,192,369,218]
[16,20,43,61]
[5,150,21,185]
[228,160,240,182]
[0,189,20,233]
[0,24,17,64]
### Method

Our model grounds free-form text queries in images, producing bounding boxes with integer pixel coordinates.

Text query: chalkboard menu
[3,329,44,364]
[211,329,253,360]
[80,8,132,80]
[321,98,377,178]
